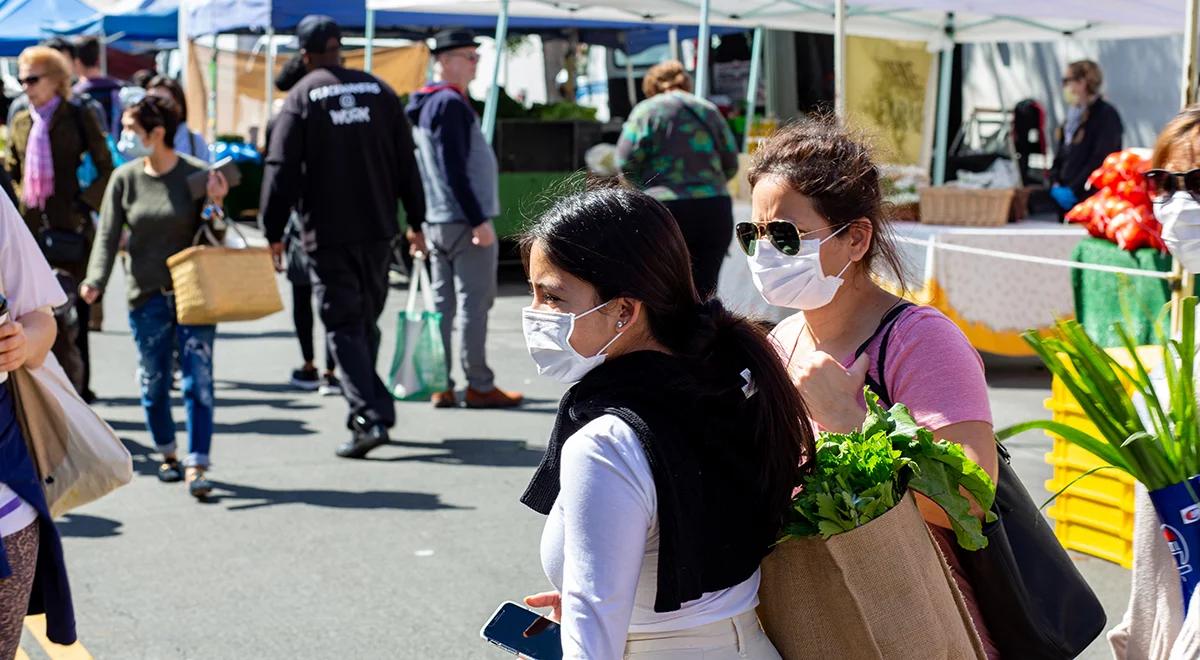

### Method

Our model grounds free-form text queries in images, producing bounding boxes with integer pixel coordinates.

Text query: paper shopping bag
[757,492,985,660]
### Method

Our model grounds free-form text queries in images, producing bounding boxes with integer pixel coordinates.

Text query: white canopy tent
[368,0,1195,182]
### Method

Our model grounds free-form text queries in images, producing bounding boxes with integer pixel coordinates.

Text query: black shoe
[158,459,183,483]
[187,467,213,499]
[336,419,389,459]
[290,367,321,391]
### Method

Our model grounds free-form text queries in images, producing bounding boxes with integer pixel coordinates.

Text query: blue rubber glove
[1050,185,1078,210]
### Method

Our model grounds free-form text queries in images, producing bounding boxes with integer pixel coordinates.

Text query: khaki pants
[624,610,781,659]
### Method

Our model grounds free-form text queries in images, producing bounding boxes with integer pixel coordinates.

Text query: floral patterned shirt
[616,91,739,202]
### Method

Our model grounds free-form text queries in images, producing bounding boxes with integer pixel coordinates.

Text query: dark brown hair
[643,60,692,98]
[76,35,102,68]
[1066,60,1103,96]
[1152,105,1200,170]
[147,75,188,123]
[521,186,814,523]
[748,115,906,286]
[127,95,181,147]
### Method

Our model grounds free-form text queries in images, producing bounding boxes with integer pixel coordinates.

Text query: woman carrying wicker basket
[80,95,228,500]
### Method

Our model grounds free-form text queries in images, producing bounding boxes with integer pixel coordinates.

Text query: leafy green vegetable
[782,389,998,551]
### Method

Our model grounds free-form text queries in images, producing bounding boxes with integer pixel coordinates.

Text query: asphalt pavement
[17,250,1129,660]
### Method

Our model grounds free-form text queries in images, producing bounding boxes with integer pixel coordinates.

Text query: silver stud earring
[616,320,626,329]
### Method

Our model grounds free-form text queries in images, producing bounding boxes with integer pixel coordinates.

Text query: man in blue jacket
[406,30,522,409]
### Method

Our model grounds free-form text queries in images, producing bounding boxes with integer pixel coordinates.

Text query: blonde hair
[642,60,692,98]
[1066,60,1104,97]
[18,46,73,100]
[1152,105,1200,170]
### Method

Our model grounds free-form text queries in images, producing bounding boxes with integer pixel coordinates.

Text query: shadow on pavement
[96,395,318,411]
[215,330,298,340]
[216,380,300,395]
[120,437,161,478]
[107,418,316,436]
[57,513,124,538]
[370,438,544,467]
[205,480,469,512]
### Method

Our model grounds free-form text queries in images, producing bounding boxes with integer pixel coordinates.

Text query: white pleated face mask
[746,224,851,310]
[522,301,623,384]
[1157,191,1200,274]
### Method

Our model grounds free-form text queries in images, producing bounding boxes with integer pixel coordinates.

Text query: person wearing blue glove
[1049,185,1078,210]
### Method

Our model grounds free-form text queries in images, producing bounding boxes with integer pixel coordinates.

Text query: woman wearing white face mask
[742,117,1001,657]
[81,96,228,500]
[1147,105,1200,275]
[518,186,814,659]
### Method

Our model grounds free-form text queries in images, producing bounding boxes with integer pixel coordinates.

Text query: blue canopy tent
[52,0,180,43]
[0,0,99,56]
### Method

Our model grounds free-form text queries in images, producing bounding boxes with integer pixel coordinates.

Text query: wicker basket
[167,238,283,326]
[918,186,1016,226]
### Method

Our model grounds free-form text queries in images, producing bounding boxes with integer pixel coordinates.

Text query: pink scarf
[22,95,61,210]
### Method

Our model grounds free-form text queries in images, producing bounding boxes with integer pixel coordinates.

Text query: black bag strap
[852,301,915,408]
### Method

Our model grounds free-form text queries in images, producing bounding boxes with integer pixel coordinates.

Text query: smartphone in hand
[480,601,562,660]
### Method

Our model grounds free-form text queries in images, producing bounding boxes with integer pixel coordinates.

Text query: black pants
[662,196,734,300]
[292,282,336,372]
[308,241,394,429]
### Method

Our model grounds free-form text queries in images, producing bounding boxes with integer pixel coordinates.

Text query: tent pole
[624,40,637,110]
[743,26,763,153]
[100,29,108,76]
[364,8,376,73]
[482,0,510,145]
[932,13,955,186]
[263,27,275,149]
[1174,0,1200,332]
[696,0,712,98]
[669,28,679,61]
[833,0,845,118]
[208,35,218,145]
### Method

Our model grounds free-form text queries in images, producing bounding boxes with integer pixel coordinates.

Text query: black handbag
[857,303,1107,659]
[37,217,89,265]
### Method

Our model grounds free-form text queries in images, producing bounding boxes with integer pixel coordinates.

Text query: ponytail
[524,187,815,523]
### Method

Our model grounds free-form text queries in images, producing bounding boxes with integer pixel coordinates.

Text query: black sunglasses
[1145,169,1200,202]
[736,221,832,256]
[18,74,41,87]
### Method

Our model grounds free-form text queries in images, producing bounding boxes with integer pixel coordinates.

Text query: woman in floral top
[616,60,739,300]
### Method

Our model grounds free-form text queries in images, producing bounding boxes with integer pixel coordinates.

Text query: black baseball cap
[430,29,479,55]
[296,15,341,53]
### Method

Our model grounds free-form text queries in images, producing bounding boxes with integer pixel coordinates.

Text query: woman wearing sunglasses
[1146,105,1200,274]
[740,117,1001,657]
[519,186,813,658]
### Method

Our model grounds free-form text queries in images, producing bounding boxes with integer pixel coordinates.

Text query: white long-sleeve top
[539,414,760,659]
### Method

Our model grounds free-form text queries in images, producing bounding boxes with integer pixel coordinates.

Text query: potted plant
[998,297,1199,610]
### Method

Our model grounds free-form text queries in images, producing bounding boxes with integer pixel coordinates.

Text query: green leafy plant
[997,297,1199,491]
[783,390,997,550]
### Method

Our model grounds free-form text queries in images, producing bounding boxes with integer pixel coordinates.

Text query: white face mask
[117,129,152,160]
[747,224,851,310]
[522,301,623,384]
[1157,191,1200,274]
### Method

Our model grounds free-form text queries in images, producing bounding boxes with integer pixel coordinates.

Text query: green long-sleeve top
[85,155,208,310]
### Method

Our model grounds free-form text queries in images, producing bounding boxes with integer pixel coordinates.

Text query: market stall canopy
[0,0,99,55]
[57,0,180,42]
[368,0,1184,42]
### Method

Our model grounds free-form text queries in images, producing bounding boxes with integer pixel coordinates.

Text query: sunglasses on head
[735,221,833,256]
[18,74,41,87]
[1145,169,1200,202]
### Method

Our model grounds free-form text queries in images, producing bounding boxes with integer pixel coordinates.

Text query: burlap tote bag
[757,492,985,660]
[167,223,283,325]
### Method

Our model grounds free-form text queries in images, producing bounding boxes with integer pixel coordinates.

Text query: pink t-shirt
[773,305,992,431]
[0,192,67,315]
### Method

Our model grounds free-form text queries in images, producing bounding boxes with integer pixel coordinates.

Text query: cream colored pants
[623,610,782,659]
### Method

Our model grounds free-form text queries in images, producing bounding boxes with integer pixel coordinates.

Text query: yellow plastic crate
[1039,346,1161,569]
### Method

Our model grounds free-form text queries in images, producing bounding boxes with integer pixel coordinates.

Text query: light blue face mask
[116,129,152,160]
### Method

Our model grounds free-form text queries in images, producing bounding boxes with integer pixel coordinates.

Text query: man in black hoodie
[260,15,426,459]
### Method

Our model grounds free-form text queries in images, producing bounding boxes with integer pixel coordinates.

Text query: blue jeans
[127,293,216,467]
